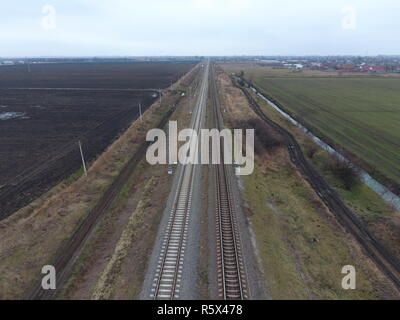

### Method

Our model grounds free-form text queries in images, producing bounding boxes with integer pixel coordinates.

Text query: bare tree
[328,155,360,190]
[307,144,318,159]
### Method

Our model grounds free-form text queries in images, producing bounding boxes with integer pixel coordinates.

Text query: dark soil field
[0,61,195,89]
[0,61,197,219]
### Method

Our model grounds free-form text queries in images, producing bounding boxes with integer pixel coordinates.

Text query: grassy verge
[242,159,392,299]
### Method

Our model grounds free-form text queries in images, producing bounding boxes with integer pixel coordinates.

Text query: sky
[0,0,399,57]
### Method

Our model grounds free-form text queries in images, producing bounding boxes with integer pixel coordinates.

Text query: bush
[233,118,284,155]
[327,155,360,190]
[306,144,318,159]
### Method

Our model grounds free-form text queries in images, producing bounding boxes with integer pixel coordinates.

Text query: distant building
[283,63,303,69]
[370,66,386,72]
[261,60,281,64]
[360,65,386,73]
[336,64,355,71]
[311,62,322,68]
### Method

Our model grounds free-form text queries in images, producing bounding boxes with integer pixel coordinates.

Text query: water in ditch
[251,87,400,211]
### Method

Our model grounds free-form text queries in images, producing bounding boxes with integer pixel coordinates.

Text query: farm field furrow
[0,62,196,89]
[0,61,197,219]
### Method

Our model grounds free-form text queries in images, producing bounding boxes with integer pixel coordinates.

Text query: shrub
[327,155,360,190]
[233,118,284,154]
[306,144,318,159]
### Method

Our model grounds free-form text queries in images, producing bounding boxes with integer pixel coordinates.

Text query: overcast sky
[1,0,399,57]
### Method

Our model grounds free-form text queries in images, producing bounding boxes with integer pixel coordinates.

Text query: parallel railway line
[150,62,209,299]
[210,65,248,299]
[150,162,195,299]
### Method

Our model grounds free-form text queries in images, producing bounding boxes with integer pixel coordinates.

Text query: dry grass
[91,177,156,299]
[217,70,256,121]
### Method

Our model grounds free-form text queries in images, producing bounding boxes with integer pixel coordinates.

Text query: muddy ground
[0,61,197,219]
[0,61,197,89]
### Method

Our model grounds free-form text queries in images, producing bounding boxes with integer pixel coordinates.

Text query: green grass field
[240,68,400,187]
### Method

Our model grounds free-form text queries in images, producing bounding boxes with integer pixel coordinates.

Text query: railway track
[150,159,195,299]
[235,77,400,293]
[150,62,209,299]
[210,65,248,300]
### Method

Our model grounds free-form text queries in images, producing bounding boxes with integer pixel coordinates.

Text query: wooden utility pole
[25,57,31,73]
[139,102,143,122]
[78,141,87,176]
[189,87,192,114]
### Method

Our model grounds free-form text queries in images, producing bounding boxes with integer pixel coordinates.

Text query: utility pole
[139,102,143,122]
[78,141,88,177]
[159,89,162,106]
[166,120,169,163]
[189,87,192,114]
[25,57,31,73]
